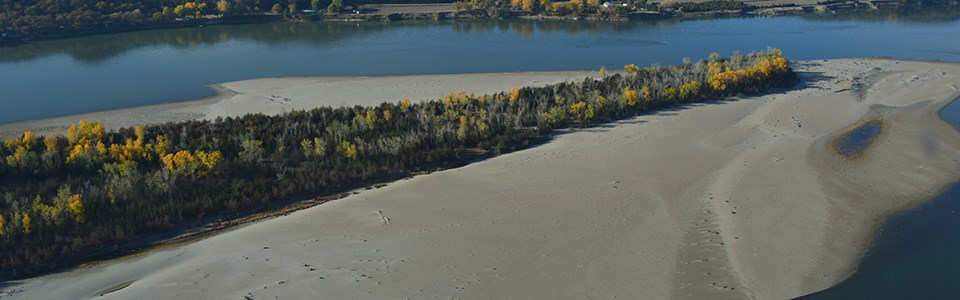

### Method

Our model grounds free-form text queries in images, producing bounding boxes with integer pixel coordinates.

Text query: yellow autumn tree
[509,88,521,104]
[154,134,171,157]
[96,141,108,159]
[216,0,230,15]
[75,120,104,143]
[570,0,585,11]
[301,138,327,158]
[569,101,588,121]
[624,63,640,75]
[301,138,315,158]
[679,81,701,101]
[162,151,186,173]
[196,150,223,176]
[383,109,393,122]
[707,51,789,94]
[43,135,59,153]
[65,120,108,165]
[663,87,678,101]
[161,150,220,177]
[623,88,640,107]
[21,131,36,148]
[68,194,85,223]
[365,110,378,129]
[0,214,5,236]
[521,0,537,12]
[135,125,146,143]
[22,213,31,235]
[338,141,358,159]
[400,98,412,112]
[67,124,79,145]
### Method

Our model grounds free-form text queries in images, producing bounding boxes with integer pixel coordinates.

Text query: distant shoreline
[3,2,956,45]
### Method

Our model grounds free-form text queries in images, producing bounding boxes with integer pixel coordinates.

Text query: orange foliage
[708,49,789,93]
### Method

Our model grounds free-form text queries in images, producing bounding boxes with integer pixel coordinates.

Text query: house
[602,1,629,8]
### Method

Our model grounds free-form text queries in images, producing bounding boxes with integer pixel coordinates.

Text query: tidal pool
[832,118,884,158]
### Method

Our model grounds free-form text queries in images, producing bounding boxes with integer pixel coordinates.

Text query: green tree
[102,161,141,204]
[328,0,343,13]
[239,139,265,163]
[457,115,470,141]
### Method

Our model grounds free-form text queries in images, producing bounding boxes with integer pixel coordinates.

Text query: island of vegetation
[2,0,956,44]
[0,50,794,279]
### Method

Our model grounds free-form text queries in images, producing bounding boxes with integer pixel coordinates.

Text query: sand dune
[4,59,960,299]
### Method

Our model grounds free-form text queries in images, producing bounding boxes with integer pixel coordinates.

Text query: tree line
[0,0,362,36]
[0,50,794,279]
[453,0,754,18]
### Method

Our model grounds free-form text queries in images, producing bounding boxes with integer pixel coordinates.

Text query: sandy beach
[4,59,960,299]
[0,71,598,140]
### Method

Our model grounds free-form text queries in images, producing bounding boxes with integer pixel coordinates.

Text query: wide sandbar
[5,59,960,299]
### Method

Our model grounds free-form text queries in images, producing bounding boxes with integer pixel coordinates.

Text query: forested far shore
[0,50,795,280]
[3,0,957,44]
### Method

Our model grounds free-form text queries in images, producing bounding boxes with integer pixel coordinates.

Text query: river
[1,7,959,124]
[2,7,960,297]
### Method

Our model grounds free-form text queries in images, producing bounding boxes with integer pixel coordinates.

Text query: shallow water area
[806,97,960,299]
[832,119,883,158]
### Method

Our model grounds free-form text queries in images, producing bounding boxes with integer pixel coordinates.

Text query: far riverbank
[3,1,957,45]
